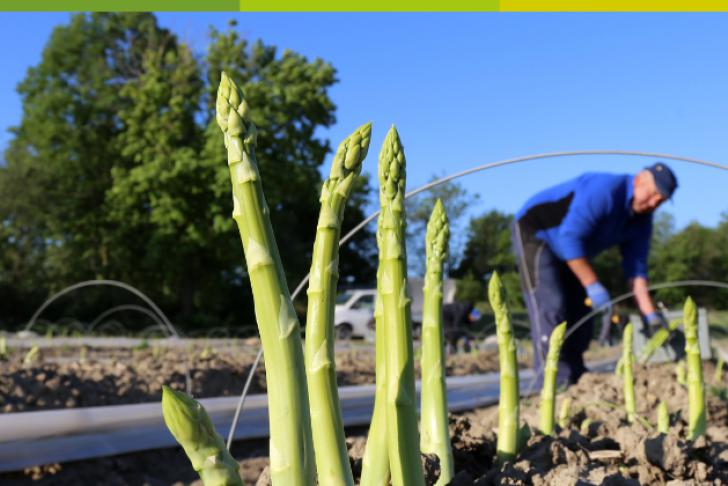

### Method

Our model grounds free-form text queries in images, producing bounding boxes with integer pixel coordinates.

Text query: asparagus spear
[539,321,567,436]
[622,323,636,423]
[305,122,372,486]
[558,397,571,429]
[216,72,314,485]
[657,400,669,434]
[360,214,391,486]
[489,271,519,463]
[23,345,39,366]
[162,386,244,486]
[684,297,706,440]
[675,360,687,386]
[419,199,453,486]
[638,318,682,364]
[378,126,425,486]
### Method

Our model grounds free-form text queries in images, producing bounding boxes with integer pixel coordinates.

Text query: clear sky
[1,13,727,231]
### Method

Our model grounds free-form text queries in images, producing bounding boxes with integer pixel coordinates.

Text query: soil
[2,360,726,485]
[0,344,531,413]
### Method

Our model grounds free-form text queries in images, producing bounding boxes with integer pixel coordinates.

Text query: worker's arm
[566,257,598,287]
[567,257,612,312]
[630,276,656,316]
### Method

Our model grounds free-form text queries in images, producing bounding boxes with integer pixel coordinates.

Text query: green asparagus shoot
[489,271,520,463]
[419,200,453,486]
[657,400,669,434]
[684,297,706,440]
[377,126,424,486]
[676,360,687,386]
[23,345,39,366]
[162,386,243,486]
[622,323,636,423]
[558,397,571,429]
[305,122,371,486]
[579,418,593,436]
[539,322,567,436]
[217,72,314,484]
[361,213,390,486]
[638,319,682,364]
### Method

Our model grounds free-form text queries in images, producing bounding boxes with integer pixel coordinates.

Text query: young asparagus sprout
[684,297,706,440]
[360,210,390,486]
[539,322,567,436]
[676,360,687,386]
[216,72,314,484]
[657,400,670,434]
[558,397,571,429]
[489,271,520,463]
[162,386,243,486]
[638,319,682,364]
[305,122,371,486]
[0,336,7,360]
[419,200,453,486]
[715,357,724,383]
[23,345,39,366]
[377,126,425,486]
[580,418,593,436]
[622,323,636,423]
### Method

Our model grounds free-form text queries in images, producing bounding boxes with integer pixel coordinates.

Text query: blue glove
[586,282,612,315]
[645,311,668,330]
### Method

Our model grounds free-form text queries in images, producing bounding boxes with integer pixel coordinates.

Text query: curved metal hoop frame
[225,150,728,448]
[25,280,179,338]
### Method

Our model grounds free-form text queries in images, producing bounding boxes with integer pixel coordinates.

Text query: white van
[334,278,456,340]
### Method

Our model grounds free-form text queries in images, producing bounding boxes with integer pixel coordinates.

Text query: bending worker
[511,162,678,385]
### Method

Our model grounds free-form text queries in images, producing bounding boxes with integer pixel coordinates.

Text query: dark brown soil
[3,361,726,485]
[0,344,529,413]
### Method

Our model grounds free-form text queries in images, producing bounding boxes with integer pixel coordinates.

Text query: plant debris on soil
[2,359,725,485]
[0,343,532,413]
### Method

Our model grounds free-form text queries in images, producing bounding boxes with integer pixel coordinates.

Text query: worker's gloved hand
[586,281,612,315]
[645,311,669,331]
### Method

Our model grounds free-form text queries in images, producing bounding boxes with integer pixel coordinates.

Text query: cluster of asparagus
[160,72,713,486]
[162,73,456,486]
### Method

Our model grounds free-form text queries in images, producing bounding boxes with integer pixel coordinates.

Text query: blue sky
[1,13,727,232]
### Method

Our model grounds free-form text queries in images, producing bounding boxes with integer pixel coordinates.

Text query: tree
[0,14,367,329]
[650,221,728,308]
[453,210,521,308]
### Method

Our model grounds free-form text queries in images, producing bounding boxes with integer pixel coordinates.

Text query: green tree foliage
[405,175,478,276]
[0,14,376,329]
[650,217,728,308]
[453,210,522,308]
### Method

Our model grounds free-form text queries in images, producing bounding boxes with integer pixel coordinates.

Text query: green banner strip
[239,0,498,9]
[1,0,238,10]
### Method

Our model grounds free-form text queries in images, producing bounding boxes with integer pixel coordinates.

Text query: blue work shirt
[515,173,652,279]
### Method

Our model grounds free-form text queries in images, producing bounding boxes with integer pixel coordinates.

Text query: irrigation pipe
[226,150,728,449]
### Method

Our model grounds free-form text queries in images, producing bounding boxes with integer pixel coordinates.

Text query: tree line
[2,13,725,332]
[0,13,375,330]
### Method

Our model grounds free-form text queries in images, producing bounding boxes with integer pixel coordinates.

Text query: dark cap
[645,162,678,198]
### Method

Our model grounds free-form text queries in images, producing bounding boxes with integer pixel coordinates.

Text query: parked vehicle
[334,278,457,340]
